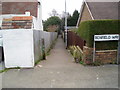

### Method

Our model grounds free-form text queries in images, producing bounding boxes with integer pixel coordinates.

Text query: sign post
[93,41,96,62]
[117,35,120,64]
[93,34,119,63]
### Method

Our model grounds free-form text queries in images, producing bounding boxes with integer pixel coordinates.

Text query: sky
[41,0,83,20]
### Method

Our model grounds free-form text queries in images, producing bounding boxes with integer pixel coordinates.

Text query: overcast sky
[41,0,83,20]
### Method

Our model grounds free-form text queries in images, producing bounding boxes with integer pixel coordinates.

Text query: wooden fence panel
[67,31,85,50]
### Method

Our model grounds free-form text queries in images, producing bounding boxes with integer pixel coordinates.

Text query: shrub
[77,20,120,50]
[69,46,83,63]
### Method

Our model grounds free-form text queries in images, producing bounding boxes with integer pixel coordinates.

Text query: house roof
[77,0,119,26]
[1,0,38,2]
[87,1,119,20]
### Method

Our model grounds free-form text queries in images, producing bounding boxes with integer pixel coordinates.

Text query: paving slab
[2,37,118,88]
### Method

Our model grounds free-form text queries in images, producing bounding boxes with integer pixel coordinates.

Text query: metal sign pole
[117,35,120,64]
[93,40,96,63]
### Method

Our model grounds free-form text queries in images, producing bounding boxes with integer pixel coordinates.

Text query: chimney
[25,11,31,16]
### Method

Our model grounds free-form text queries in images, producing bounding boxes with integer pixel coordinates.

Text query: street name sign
[94,34,119,41]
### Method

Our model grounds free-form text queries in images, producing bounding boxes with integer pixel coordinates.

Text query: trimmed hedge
[77,20,120,50]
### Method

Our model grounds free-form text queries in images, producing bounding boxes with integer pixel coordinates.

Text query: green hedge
[77,20,120,50]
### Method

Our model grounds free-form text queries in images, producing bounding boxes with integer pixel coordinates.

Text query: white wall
[36,1,43,30]
[1,30,34,68]
[0,29,57,68]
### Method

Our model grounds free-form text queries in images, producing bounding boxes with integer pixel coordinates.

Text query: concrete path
[2,37,118,88]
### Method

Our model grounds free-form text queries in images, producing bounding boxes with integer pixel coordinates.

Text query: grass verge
[0,67,21,73]
[35,60,41,66]
[46,38,58,56]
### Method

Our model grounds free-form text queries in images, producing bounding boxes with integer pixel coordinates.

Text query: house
[74,0,120,65]
[0,0,43,65]
[76,0,119,27]
[0,0,43,30]
[47,25,59,32]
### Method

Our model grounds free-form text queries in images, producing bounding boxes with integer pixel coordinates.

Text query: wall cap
[96,50,117,53]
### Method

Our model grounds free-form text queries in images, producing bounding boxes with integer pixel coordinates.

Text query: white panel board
[3,30,34,68]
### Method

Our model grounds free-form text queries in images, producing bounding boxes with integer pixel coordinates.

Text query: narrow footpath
[2,37,118,88]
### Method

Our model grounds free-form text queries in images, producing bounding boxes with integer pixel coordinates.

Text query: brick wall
[2,21,32,29]
[96,50,117,64]
[83,46,93,64]
[2,16,33,29]
[80,3,92,23]
[83,46,117,65]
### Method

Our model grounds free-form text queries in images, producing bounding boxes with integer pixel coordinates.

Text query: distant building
[76,0,119,27]
[0,0,43,30]
[47,25,59,32]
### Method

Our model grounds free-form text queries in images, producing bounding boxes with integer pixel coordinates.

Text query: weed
[35,60,41,65]
[80,61,84,64]
[0,68,9,73]
[0,67,21,73]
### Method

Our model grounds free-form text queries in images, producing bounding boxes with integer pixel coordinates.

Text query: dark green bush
[77,20,120,50]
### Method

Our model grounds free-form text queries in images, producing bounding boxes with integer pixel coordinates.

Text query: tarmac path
[2,37,118,88]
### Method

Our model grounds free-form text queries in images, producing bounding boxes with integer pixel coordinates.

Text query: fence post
[42,38,46,60]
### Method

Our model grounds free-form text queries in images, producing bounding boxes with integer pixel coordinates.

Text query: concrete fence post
[42,38,46,60]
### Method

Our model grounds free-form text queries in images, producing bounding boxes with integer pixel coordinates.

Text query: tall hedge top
[77,20,120,50]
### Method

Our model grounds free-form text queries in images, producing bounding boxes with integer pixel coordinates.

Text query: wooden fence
[67,31,86,50]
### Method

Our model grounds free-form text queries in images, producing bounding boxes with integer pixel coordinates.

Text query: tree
[49,9,60,17]
[61,10,79,31]
[72,10,79,25]
[43,16,62,32]
[67,10,79,26]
